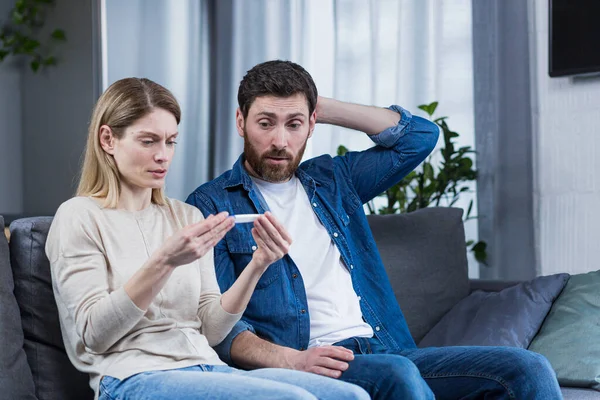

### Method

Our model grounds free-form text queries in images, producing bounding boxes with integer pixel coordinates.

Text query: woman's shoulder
[164,197,205,224]
[55,196,103,219]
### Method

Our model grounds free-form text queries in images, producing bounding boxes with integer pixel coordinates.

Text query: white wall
[530,0,600,275]
[0,0,23,215]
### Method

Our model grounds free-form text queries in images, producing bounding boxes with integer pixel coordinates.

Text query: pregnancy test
[233,214,262,224]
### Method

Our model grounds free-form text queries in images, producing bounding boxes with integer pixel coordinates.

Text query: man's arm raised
[315,96,401,136]
[231,330,355,379]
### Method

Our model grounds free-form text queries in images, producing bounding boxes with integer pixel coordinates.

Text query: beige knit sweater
[45,197,242,398]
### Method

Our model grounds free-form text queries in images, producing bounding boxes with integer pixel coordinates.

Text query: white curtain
[102,0,477,275]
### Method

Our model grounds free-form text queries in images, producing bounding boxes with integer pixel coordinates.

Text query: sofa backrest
[9,217,93,400]
[366,207,470,343]
[0,215,37,399]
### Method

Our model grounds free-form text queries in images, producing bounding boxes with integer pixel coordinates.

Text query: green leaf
[337,145,348,156]
[30,59,41,72]
[417,101,439,117]
[423,162,434,181]
[43,55,56,65]
[11,10,24,25]
[465,239,474,246]
[23,39,40,52]
[51,29,66,41]
[471,241,488,266]
[466,199,473,218]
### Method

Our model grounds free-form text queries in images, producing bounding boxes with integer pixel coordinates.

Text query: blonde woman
[45,78,368,400]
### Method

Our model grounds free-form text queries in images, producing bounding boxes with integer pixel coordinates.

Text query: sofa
[0,209,597,399]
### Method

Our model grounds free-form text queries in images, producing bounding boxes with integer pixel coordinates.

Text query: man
[186,60,562,399]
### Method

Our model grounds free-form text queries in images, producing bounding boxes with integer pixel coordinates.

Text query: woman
[45,78,368,400]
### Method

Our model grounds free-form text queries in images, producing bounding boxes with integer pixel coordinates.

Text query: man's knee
[363,355,433,400]
[387,356,422,383]
[512,349,555,378]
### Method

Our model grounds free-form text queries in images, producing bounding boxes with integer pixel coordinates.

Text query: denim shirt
[186,106,440,365]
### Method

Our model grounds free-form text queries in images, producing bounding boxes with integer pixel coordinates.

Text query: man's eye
[142,140,154,145]
[259,122,270,128]
[167,140,178,146]
[288,123,301,129]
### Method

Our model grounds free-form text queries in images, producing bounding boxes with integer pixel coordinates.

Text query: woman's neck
[118,185,153,211]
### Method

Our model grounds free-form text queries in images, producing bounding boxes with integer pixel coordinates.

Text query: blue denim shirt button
[251,245,257,251]
[333,232,339,238]
[312,202,317,207]
[300,309,306,314]
[350,264,354,269]
[375,326,381,332]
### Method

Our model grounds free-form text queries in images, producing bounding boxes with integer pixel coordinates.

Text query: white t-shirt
[252,176,373,347]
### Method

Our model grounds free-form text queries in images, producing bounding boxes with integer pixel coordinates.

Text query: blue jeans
[98,364,369,400]
[334,337,562,400]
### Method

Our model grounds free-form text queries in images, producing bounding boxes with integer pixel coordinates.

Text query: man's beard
[243,127,308,182]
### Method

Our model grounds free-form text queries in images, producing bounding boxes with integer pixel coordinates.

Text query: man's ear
[99,125,116,155]
[308,110,317,138]
[236,108,245,138]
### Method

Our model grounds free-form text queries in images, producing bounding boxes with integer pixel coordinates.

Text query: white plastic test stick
[233,214,262,224]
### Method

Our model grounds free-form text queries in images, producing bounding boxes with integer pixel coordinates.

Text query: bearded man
[186,60,561,400]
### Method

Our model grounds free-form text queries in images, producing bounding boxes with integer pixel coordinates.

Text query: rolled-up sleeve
[368,105,414,148]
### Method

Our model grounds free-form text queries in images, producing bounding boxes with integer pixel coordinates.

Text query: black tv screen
[549,0,600,77]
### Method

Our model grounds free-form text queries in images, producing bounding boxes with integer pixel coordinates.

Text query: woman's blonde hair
[77,78,181,207]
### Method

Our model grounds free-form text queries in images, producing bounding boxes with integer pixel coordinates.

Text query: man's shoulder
[192,169,234,197]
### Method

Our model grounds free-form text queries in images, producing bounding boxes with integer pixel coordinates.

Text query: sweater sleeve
[196,247,243,346]
[46,201,146,354]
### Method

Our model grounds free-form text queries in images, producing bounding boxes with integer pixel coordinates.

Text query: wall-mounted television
[549,0,600,77]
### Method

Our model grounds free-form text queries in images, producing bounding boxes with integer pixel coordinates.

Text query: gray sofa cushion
[367,207,470,343]
[10,217,93,400]
[0,216,37,399]
[419,273,570,348]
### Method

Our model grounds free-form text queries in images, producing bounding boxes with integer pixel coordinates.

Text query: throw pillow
[529,270,600,390]
[419,273,570,348]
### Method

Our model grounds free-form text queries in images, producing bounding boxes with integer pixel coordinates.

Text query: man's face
[238,93,316,182]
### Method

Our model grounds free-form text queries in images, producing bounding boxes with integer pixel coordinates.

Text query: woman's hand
[220,212,292,314]
[250,212,293,271]
[157,212,234,268]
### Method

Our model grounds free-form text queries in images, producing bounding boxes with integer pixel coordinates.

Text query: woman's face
[108,108,178,192]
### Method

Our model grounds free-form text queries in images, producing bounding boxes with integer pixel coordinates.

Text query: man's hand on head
[284,345,355,379]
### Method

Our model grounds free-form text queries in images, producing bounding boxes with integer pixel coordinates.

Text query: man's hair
[237,60,318,119]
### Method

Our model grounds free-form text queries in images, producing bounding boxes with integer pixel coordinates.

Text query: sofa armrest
[469,279,521,293]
